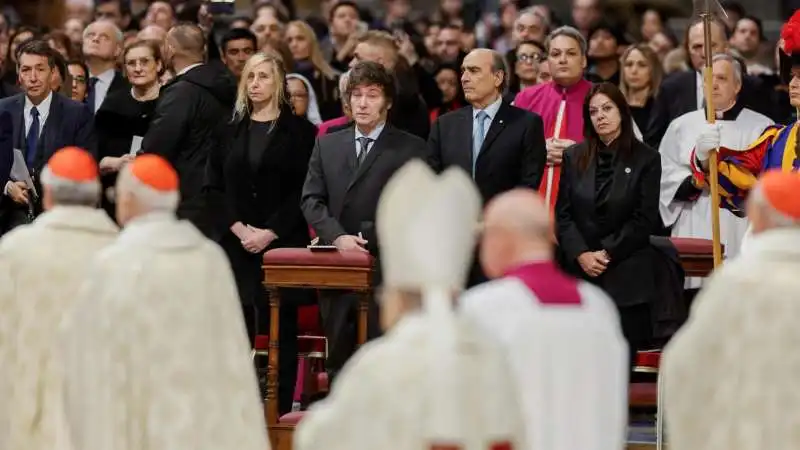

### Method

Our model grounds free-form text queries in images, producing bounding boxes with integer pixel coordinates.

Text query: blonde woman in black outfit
[205,50,316,416]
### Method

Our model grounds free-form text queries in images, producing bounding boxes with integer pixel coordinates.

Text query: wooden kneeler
[261,248,374,450]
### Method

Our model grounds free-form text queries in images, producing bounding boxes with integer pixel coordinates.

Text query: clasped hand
[578,250,611,278]
[233,223,277,254]
[546,138,575,165]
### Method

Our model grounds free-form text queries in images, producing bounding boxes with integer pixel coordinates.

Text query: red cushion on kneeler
[635,350,661,370]
[279,411,306,425]
[629,382,657,407]
[298,305,322,334]
[669,237,720,255]
[263,248,373,268]
[254,334,270,351]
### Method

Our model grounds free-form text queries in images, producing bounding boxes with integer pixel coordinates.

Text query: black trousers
[318,291,382,384]
[223,236,300,416]
[618,303,653,369]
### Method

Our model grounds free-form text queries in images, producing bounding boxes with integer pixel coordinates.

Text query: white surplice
[59,212,269,450]
[294,312,527,450]
[460,273,628,450]
[662,227,800,450]
[0,206,118,450]
[659,108,772,288]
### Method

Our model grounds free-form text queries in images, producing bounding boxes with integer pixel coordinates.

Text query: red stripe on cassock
[489,441,514,450]
[505,261,582,305]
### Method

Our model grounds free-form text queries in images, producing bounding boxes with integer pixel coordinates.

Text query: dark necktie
[356,136,373,166]
[86,77,99,111]
[26,107,39,167]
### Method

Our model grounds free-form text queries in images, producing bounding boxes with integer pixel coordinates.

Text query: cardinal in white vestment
[59,154,269,450]
[459,188,628,450]
[659,54,772,288]
[662,170,800,450]
[0,147,118,450]
[294,160,527,450]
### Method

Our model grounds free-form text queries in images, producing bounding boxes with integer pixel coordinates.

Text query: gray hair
[750,184,800,229]
[490,50,509,94]
[711,52,743,85]
[545,25,587,56]
[40,167,101,207]
[83,20,124,44]
[517,7,549,29]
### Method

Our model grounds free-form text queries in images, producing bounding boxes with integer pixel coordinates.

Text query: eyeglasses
[517,53,541,63]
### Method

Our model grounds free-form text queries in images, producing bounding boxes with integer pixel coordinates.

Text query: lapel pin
[624,167,631,174]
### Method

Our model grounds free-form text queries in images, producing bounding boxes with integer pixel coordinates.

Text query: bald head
[166,23,205,63]
[138,25,167,43]
[484,189,550,237]
[480,189,551,279]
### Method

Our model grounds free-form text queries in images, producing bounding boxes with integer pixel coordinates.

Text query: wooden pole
[701,10,723,268]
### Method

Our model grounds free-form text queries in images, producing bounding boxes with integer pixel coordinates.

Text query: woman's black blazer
[555,138,662,265]
[205,107,316,247]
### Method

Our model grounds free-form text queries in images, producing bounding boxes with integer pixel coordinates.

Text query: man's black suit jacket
[0,92,96,165]
[0,92,95,229]
[644,70,773,149]
[301,124,428,256]
[427,101,547,204]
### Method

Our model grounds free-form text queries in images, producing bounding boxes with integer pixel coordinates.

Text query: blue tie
[26,107,39,167]
[472,111,488,176]
[86,77,99,112]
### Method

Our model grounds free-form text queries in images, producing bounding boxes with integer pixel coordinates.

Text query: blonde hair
[286,20,337,79]
[619,44,663,101]
[233,51,287,121]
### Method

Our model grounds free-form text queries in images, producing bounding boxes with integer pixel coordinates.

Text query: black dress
[95,89,158,219]
[205,105,316,415]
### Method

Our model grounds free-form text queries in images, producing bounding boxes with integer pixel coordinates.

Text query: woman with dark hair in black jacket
[556,82,667,364]
[205,50,316,416]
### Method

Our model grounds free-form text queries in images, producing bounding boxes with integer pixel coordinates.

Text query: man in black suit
[82,20,129,113]
[301,61,427,377]
[428,48,547,286]
[0,40,95,233]
[141,23,236,238]
[429,48,546,204]
[644,17,773,148]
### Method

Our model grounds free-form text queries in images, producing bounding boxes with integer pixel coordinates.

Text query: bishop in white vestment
[59,155,269,450]
[460,188,628,450]
[295,160,527,450]
[0,148,118,450]
[659,55,772,287]
[663,170,800,450]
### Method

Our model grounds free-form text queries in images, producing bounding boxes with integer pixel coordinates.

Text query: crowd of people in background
[0,0,796,429]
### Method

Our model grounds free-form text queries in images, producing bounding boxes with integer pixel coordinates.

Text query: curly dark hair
[346,61,396,104]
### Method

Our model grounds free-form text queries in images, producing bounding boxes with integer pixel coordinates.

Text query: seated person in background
[555,83,662,363]
[295,160,526,450]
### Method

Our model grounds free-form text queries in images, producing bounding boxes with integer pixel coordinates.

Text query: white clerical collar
[355,121,386,141]
[176,63,203,77]
[472,95,502,122]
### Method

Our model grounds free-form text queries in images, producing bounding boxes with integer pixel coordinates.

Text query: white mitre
[377,159,480,299]
[376,159,482,445]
